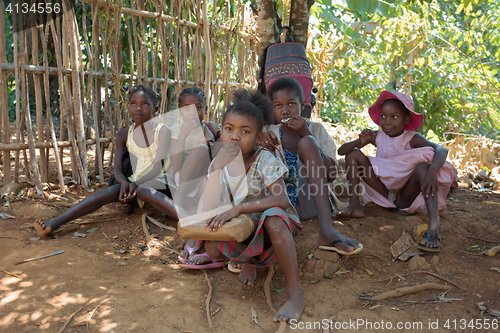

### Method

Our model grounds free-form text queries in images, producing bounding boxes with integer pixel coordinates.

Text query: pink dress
[363,131,458,214]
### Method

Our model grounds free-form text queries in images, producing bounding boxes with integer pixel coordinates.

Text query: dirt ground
[1,174,500,332]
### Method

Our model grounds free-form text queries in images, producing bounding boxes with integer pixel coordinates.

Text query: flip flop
[319,238,363,255]
[227,262,241,273]
[178,253,226,269]
[417,232,441,252]
[178,244,196,263]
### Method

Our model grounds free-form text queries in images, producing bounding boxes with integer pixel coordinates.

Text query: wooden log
[0,0,11,183]
[0,138,111,151]
[19,12,31,181]
[0,63,253,88]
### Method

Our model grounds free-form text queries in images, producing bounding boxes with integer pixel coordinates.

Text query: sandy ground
[1,179,499,333]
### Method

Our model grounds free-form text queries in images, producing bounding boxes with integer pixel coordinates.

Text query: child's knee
[298,135,319,151]
[415,162,430,175]
[264,216,287,233]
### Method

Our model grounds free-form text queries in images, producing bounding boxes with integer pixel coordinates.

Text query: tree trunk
[289,0,315,48]
[257,0,279,63]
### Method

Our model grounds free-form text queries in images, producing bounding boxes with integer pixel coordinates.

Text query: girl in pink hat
[338,91,458,252]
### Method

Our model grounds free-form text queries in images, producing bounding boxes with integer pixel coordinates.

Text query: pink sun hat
[368,91,424,131]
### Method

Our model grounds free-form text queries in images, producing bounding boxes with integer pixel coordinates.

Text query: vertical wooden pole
[203,0,212,118]
[41,25,65,193]
[12,1,20,183]
[63,0,89,189]
[31,18,48,183]
[0,1,11,184]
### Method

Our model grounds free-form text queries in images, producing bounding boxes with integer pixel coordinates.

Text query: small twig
[142,213,152,242]
[86,305,100,331]
[211,307,220,318]
[264,264,276,312]
[364,283,452,301]
[411,271,462,289]
[378,271,461,289]
[57,305,85,333]
[150,239,181,256]
[1,270,21,279]
[203,270,213,329]
[359,253,391,263]
[467,235,500,243]
[0,236,19,240]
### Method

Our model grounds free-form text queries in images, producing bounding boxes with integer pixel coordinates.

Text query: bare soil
[1,182,500,332]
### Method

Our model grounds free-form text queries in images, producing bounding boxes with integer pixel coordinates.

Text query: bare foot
[318,230,359,253]
[238,263,257,285]
[337,205,365,218]
[34,220,52,237]
[273,286,305,323]
[178,240,197,262]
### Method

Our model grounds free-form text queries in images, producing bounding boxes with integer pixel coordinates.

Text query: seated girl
[180,91,304,323]
[337,91,458,252]
[34,85,177,236]
[260,77,362,255]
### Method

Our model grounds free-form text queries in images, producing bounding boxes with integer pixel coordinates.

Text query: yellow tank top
[126,123,170,183]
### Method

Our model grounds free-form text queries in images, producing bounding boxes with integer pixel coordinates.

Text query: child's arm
[338,129,377,155]
[113,128,131,202]
[170,120,199,172]
[409,133,448,197]
[206,178,289,231]
[126,126,172,198]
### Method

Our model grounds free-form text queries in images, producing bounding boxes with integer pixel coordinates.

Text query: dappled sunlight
[1,289,22,305]
[46,292,89,308]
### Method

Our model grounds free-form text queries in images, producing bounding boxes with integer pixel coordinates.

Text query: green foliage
[310,0,500,140]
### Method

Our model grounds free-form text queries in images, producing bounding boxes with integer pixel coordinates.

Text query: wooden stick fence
[0,0,259,195]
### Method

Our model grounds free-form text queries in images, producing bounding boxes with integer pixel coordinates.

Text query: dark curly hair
[223,90,272,133]
[178,86,207,107]
[128,85,160,107]
[267,77,304,103]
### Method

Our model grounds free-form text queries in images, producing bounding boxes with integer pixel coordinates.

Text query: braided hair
[128,85,160,107]
[223,90,272,133]
[178,87,207,108]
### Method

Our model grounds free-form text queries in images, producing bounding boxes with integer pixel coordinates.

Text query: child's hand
[179,119,199,140]
[421,167,438,197]
[284,115,311,138]
[258,131,279,152]
[126,182,139,200]
[358,129,376,146]
[119,182,131,202]
[206,207,240,231]
[211,143,240,171]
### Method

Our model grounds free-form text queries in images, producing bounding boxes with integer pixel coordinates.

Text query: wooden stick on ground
[86,305,100,331]
[57,305,85,333]
[142,213,152,242]
[363,283,451,301]
[275,321,287,333]
[264,264,276,312]
[377,270,461,289]
[467,235,500,243]
[203,269,213,329]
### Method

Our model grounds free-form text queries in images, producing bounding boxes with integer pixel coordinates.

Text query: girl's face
[379,100,411,137]
[179,93,206,123]
[271,88,303,123]
[129,91,157,124]
[221,112,261,156]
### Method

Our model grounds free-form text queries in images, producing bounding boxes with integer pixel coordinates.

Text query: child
[34,85,178,236]
[181,90,305,323]
[337,91,458,252]
[169,87,221,259]
[260,77,362,255]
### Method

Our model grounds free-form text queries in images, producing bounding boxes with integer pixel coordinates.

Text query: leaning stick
[1,270,21,278]
[142,213,152,242]
[264,264,276,312]
[363,283,451,301]
[203,270,213,329]
[57,305,85,333]
[14,250,64,265]
[146,214,176,231]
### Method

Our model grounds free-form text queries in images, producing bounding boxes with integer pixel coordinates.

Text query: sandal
[319,238,363,255]
[417,232,441,252]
